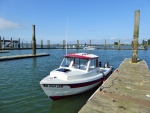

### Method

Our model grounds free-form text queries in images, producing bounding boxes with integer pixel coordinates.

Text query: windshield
[73,58,88,70]
[60,57,73,67]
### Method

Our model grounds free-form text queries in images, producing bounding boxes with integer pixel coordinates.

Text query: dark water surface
[0,49,150,113]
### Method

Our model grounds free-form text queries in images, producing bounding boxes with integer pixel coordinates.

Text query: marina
[0,1,150,112]
[0,49,150,113]
[0,38,148,50]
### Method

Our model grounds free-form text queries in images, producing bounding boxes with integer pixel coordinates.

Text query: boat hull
[49,81,102,100]
[41,80,102,100]
[40,70,112,100]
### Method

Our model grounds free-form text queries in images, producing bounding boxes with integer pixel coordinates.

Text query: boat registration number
[43,84,63,88]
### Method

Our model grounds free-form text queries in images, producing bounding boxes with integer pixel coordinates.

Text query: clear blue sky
[0,0,150,44]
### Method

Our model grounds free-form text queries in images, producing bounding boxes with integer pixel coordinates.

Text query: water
[0,49,150,113]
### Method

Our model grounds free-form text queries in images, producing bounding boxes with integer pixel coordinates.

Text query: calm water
[0,49,150,113]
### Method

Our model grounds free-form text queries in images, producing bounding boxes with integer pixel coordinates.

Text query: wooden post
[26,41,28,48]
[10,38,13,48]
[18,38,20,49]
[104,40,106,49]
[132,10,140,63]
[31,41,32,48]
[118,40,120,50]
[22,41,24,48]
[47,40,50,48]
[32,25,36,55]
[89,40,91,46]
[41,40,43,48]
[144,40,147,50]
[63,40,65,49]
[76,40,79,49]
[3,37,5,49]
[0,36,2,50]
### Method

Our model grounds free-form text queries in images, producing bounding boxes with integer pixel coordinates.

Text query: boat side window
[89,59,98,71]
[61,57,73,67]
[73,58,88,70]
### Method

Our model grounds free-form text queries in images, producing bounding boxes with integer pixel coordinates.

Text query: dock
[0,53,50,61]
[0,50,10,53]
[79,58,150,113]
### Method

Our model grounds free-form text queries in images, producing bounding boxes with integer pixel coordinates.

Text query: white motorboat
[83,46,98,50]
[40,53,113,100]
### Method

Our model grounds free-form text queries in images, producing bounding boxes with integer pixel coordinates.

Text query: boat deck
[79,58,150,113]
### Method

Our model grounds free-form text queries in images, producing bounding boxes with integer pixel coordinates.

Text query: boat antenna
[66,18,68,55]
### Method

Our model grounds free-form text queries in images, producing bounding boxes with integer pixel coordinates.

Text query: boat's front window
[61,57,73,67]
[73,58,88,70]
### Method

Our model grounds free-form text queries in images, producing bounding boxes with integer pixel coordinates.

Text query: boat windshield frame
[60,57,73,68]
[60,55,99,72]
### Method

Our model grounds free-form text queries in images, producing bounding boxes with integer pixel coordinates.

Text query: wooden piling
[26,41,28,48]
[118,40,120,50]
[3,37,5,49]
[76,40,79,49]
[0,36,2,50]
[22,41,24,48]
[89,40,91,46]
[104,40,106,49]
[18,38,20,49]
[10,38,13,48]
[47,40,50,48]
[41,40,43,48]
[32,25,36,55]
[31,41,32,48]
[144,40,147,50]
[132,10,140,63]
[63,40,66,49]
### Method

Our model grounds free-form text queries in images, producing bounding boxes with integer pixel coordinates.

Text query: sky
[0,0,150,44]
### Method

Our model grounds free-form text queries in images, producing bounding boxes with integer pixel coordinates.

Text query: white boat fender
[104,62,109,68]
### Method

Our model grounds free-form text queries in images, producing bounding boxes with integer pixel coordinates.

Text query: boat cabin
[60,53,99,72]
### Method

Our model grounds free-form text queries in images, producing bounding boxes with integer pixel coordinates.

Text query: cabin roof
[64,53,99,59]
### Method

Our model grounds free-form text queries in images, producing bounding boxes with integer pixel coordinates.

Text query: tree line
[114,39,150,45]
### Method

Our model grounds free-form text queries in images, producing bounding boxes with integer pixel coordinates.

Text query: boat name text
[43,84,63,88]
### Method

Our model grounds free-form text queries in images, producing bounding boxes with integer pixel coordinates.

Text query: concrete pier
[0,53,50,61]
[79,58,150,113]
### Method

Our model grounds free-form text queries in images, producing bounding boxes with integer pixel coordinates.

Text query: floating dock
[79,58,150,113]
[0,50,10,53]
[0,53,50,61]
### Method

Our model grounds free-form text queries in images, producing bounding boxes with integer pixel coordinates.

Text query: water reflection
[48,85,101,113]
[32,58,37,70]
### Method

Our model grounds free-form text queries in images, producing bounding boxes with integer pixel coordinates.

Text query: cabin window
[89,59,98,70]
[73,58,88,70]
[61,57,73,67]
